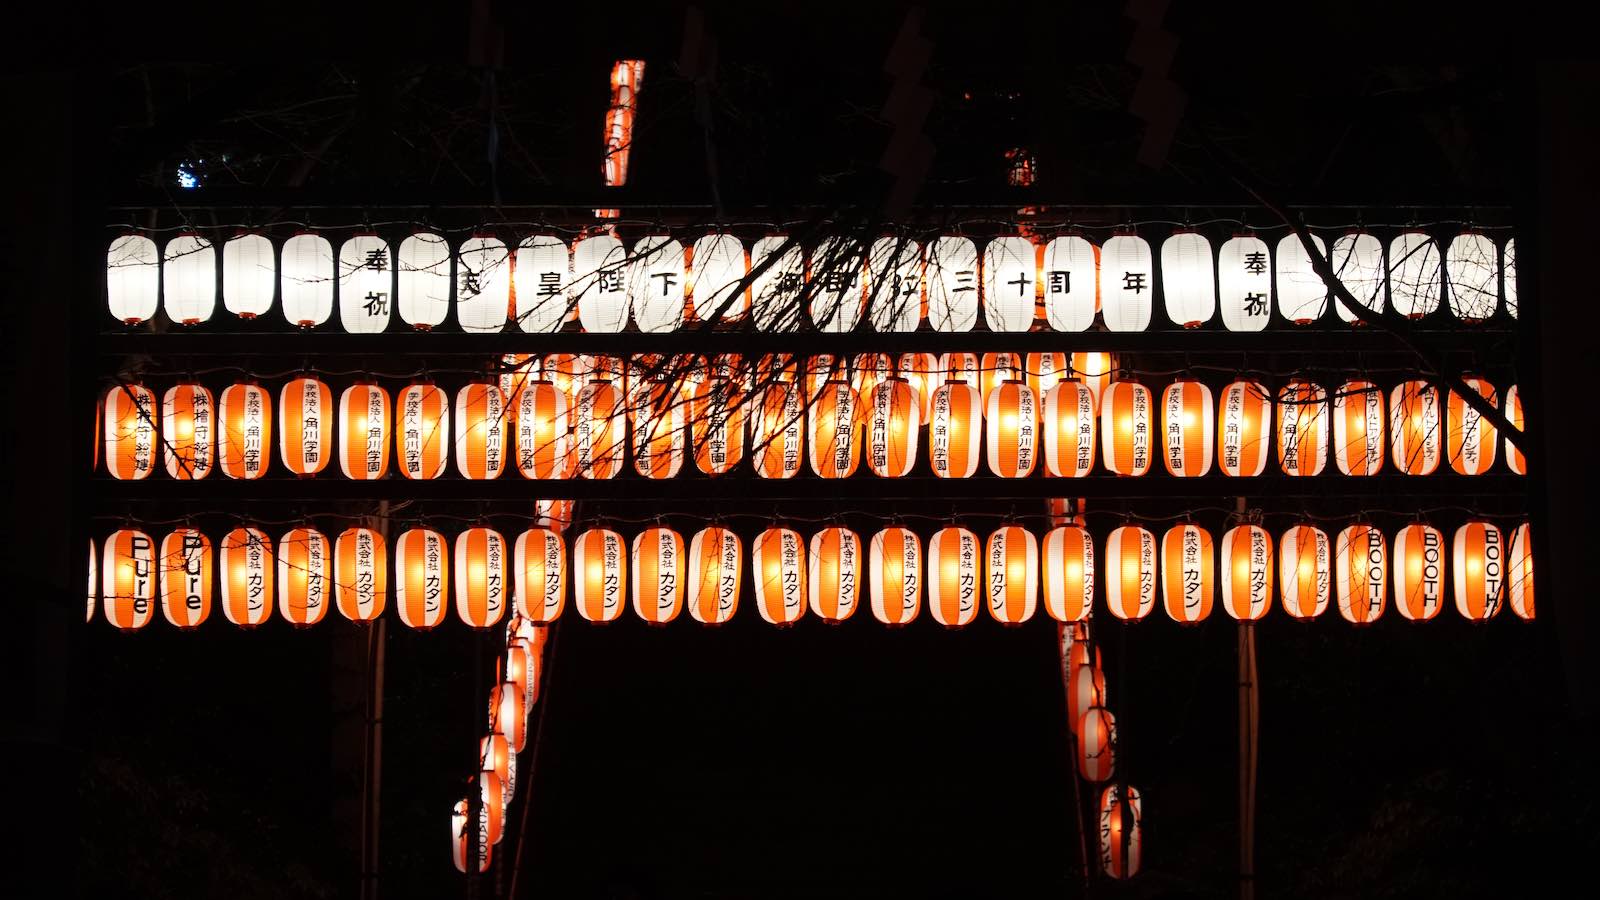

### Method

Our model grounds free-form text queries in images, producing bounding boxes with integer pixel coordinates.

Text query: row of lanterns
[100,360,1527,481]
[1057,621,1141,879]
[105,228,1517,332]
[91,518,1533,631]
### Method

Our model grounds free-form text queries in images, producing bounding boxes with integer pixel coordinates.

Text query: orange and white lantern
[869,526,921,626]
[927,526,981,628]
[808,380,862,478]
[1105,525,1156,621]
[630,390,686,481]
[851,352,895,403]
[1071,352,1115,411]
[1453,521,1504,622]
[631,526,685,625]
[102,530,155,630]
[1389,380,1441,476]
[218,382,272,480]
[104,384,157,481]
[87,539,97,623]
[514,380,571,480]
[338,383,390,480]
[573,528,626,623]
[1099,784,1143,880]
[455,527,508,629]
[1043,525,1094,622]
[979,352,1024,406]
[895,352,940,419]
[278,526,330,627]
[1044,379,1098,478]
[808,526,862,623]
[688,526,742,625]
[938,352,981,393]
[866,377,920,477]
[220,526,273,627]
[751,381,804,479]
[1335,523,1387,625]
[490,680,526,754]
[162,383,214,480]
[985,525,1039,625]
[929,380,982,479]
[691,374,746,475]
[1066,644,1107,729]
[279,376,333,477]
[1027,351,1072,400]
[574,380,625,479]
[451,799,492,873]
[397,383,449,480]
[395,528,449,630]
[1160,379,1214,477]
[1394,522,1446,621]
[1217,380,1272,477]
[1101,380,1153,477]
[1276,380,1328,476]
[455,383,507,480]
[1161,523,1214,624]
[514,528,566,623]
[986,380,1038,478]
[1076,706,1117,782]
[1447,377,1499,476]
[1278,524,1331,620]
[1221,524,1273,621]
[480,733,517,811]
[1333,380,1385,476]
[753,527,806,626]
[334,527,386,623]
[1505,385,1525,474]
[159,528,211,629]
[1507,523,1533,620]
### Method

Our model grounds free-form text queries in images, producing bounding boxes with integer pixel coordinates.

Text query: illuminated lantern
[569,233,626,331]
[985,526,1038,625]
[395,528,449,630]
[1389,230,1442,318]
[1504,238,1518,318]
[1335,523,1387,625]
[1160,379,1214,477]
[1447,377,1499,476]
[852,353,895,405]
[980,352,1024,406]
[688,526,742,625]
[397,383,449,480]
[1504,385,1525,474]
[1279,524,1331,621]
[222,232,275,319]
[162,383,214,480]
[692,372,746,475]
[162,233,216,324]
[631,527,685,625]
[1446,232,1499,322]
[480,733,517,811]
[1507,523,1533,620]
[938,352,981,394]
[983,235,1037,331]
[810,236,865,332]
[1221,525,1273,621]
[1044,379,1097,478]
[1099,785,1143,880]
[280,232,334,327]
[927,526,981,628]
[869,526,921,626]
[1332,380,1385,476]
[278,527,330,627]
[808,526,863,623]
[397,232,451,329]
[533,500,574,533]
[87,539,96,623]
[1453,521,1505,622]
[986,380,1038,478]
[751,380,805,479]
[158,529,211,629]
[1394,522,1447,621]
[929,380,982,479]
[1105,525,1157,621]
[1043,525,1094,622]
[104,383,156,481]
[456,527,508,629]
[220,527,274,628]
[1026,352,1071,400]
[1043,235,1097,331]
[602,58,645,186]
[925,235,979,331]
[279,376,333,477]
[334,527,387,623]
[866,377,920,478]
[107,234,159,324]
[1101,380,1153,477]
[629,376,686,480]
[456,235,511,332]
[1076,706,1117,782]
[1101,234,1154,332]
[338,383,390,480]
[477,768,507,847]
[337,234,392,333]
[451,799,493,874]
[1276,232,1329,324]
[454,382,507,480]
[1161,231,1215,327]
[490,680,526,755]
[896,352,940,419]
[1276,381,1328,477]
[1330,232,1385,322]
[751,235,805,332]
[506,640,540,712]
[753,527,807,626]
[1071,352,1115,411]
[506,234,567,333]
[1160,523,1214,624]
[573,528,626,623]
[802,354,840,398]
[688,233,748,321]
[627,236,686,333]
[808,380,862,478]
[867,236,922,332]
[1066,644,1107,728]
[1389,380,1441,476]
[215,383,271,481]
[514,380,571,480]
[1219,234,1272,331]
[513,527,566,623]
[574,379,625,479]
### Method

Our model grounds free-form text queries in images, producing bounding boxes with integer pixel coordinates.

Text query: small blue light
[176,164,199,190]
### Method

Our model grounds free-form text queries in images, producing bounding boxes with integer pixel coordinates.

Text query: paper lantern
[602,58,645,186]
[629,377,686,480]
[1043,380,1097,478]
[157,529,211,629]
[1452,521,1505,622]
[751,381,805,479]
[750,236,805,332]
[1275,232,1329,324]
[1389,380,1441,476]
[455,383,507,480]
[688,233,748,321]
[1106,525,1156,621]
[397,232,451,329]
[1394,522,1446,621]
[162,383,214,480]
[104,383,157,481]
[1335,524,1387,625]
[573,528,626,623]
[1161,379,1214,477]
[1101,380,1153,477]
[808,526,862,623]
[1505,385,1525,474]
[513,528,566,623]
[810,236,865,332]
[490,681,526,756]
[513,380,570,480]
[454,527,508,629]
[279,376,333,477]
[1099,784,1143,880]
[1276,381,1328,477]
[984,526,1038,625]
[1389,231,1442,318]
[506,639,541,712]
[1161,231,1215,327]
[1102,234,1154,331]
[1504,238,1518,319]
[107,234,159,324]
[220,526,274,628]
[162,233,216,325]
[337,384,390,481]
[896,353,940,419]
[397,383,449,480]
[1332,380,1385,476]
[808,381,862,478]
[938,352,981,393]
[628,236,686,332]
[631,527,685,625]
[927,526,981,628]
[1219,234,1272,331]
[395,528,449,630]
[868,526,921,626]
[1066,644,1107,729]
[753,527,807,626]
[1160,523,1214,624]
[986,380,1038,478]
[451,798,493,874]
[866,236,922,332]
[687,372,743,477]
[1217,380,1272,479]
[925,236,979,331]
[1076,706,1117,782]
[1026,352,1071,401]
[1446,232,1499,322]
[688,526,742,625]
[457,235,511,332]
[1278,524,1331,621]
[280,233,334,327]
[865,377,920,478]
[533,500,574,533]
[277,527,330,627]
[852,353,895,407]
[803,354,841,399]
[334,527,387,623]
[1043,525,1094,622]
[982,236,1037,331]
[337,234,392,333]
[929,380,982,479]
[481,733,517,811]
[87,539,97,623]
[1507,522,1533,620]
[214,383,269,480]
[1447,377,1499,475]
[221,232,275,319]
[1221,525,1273,621]
[980,352,1025,407]
[1043,235,1097,331]
[1330,232,1385,322]
[574,380,625,479]
[1071,352,1115,412]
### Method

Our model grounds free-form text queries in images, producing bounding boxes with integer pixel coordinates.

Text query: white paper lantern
[508,235,567,333]
[223,232,275,319]
[107,234,159,324]
[337,234,392,334]
[1218,235,1272,332]
[689,233,748,321]
[281,233,334,327]
[1274,232,1328,324]
[1043,235,1097,332]
[160,234,216,325]
[808,237,864,332]
[983,236,1037,332]
[751,235,805,332]
[926,236,979,332]
[1329,232,1385,322]
[1445,232,1499,322]
[627,236,686,332]
[1160,231,1214,328]
[395,232,451,330]
[1101,234,1153,332]
[1388,231,1441,318]
[456,236,511,333]
[1503,238,1517,319]
[867,237,922,332]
